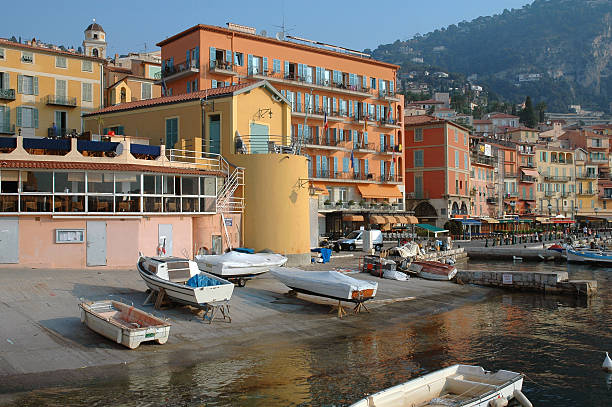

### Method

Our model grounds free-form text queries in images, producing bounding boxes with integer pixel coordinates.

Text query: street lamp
[547,203,552,217]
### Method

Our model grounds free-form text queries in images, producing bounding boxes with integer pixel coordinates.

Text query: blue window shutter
[355,159,359,174]
[162,60,165,71]
[390,134,394,147]
[33,108,38,128]
[187,82,191,93]
[334,157,338,174]
[284,61,289,76]
[195,46,200,62]
[211,79,217,88]
[209,47,215,63]
[364,132,368,144]
[16,106,22,126]
[315,95,319,109]
[247,54,253,74]
[391,162,395,176]
[333,98,336,112]
[380,160,385,177]
[364,159,369,175]
[17,75,23,93]
[363,75,367,88]
[3,106,9,126]
[349,100,353,116]
[343,158,348,172]
[33,77,38,95]
[186,50,190,66]
[316,155,321,176]
[263,57,268,72]
[390,80,394,93]
[380,134,385,151]
[226,50,231,63]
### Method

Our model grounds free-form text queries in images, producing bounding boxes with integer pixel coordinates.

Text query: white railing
[216,166,245,213]
[166,148,229,174]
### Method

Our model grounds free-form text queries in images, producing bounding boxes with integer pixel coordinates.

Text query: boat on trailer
[566,248,612,264]
[195,251,288,286]
[137,256,234,307]
[409,260,458,281]
[79,300,171,349]
[349,364,530,407]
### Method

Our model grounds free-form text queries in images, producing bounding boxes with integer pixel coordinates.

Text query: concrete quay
[456,270,597,297]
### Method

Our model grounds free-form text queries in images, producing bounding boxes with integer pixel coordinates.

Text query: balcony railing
[471,154,496,166]
[544,190,555,197]
[155,60,200,80]
[353,142,376,152]
[544,175,570,181]
[45,95,77,107]
[486,197,497,204]
[0,88,16,100]
[406,191,430,200]
[504,172,518,178]
[577,190,596,196]
[47,127,78,138]
[520,175,537,183]
[379,174,401,183]
[379,119,400,128]
[209,60,238,75]
[576,173,597,179]
[234,134,297,155]
[0,123,15,135]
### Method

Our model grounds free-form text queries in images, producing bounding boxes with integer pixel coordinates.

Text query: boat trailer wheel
[237,278,247,287]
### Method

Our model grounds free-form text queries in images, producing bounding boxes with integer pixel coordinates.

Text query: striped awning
[384,215,398,224]
[369,215,387,224]
[394,216,408,223]
[343,214,364,222]
[406,215,419,224]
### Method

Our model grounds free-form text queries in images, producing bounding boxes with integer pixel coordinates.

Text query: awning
[406,215,419,224]
[384,215,398,224]
[369,215,386,224]
[521,168,539,177]
[481,218,499,224]
[357,184,403,199]
[553,219,575,224]
[309,182,327,195]
[535,217,549,222]
[416,224,448,233]
[342,215,364,222]
[394,216,408,223]
[459,219,482,225]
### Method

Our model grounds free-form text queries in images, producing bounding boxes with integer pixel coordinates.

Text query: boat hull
[137,258,234,306]
[349,364,524,407]
[195,252,288,278]
[410,261,457,281]
[79,300,171,349]
[567,249,612,264]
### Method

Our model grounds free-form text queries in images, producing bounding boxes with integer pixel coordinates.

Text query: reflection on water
[5,261,611,406]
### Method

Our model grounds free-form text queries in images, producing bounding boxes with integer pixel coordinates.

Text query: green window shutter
[186,50,190,66]
[33,108,39,128]
[33,77,38,95]
[17,75,23,94]
[209,47,216,63]
[4,106,10,126]
[263,57,268,72]
[226,50,231,63]
[364,132,368,144]
[16,106,22,126]
[284,61,289,76]
[390,80,394,93]
[247,54,253,74]
[2,72,8,90]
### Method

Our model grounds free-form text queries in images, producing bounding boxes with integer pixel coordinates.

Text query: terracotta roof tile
[407,99,444,105]
[0,38,105,62]
[84,83,253,116]
[0,160,223,176]
[488,113,519,119]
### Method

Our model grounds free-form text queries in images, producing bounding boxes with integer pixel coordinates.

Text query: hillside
[369,0,612,112]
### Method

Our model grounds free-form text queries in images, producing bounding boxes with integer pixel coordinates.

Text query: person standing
[52,122,57,138]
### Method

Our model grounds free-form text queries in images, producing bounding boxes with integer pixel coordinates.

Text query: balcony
[544,175,570,182]
[209,60,238,76]
[234,134,298,155]
[544,190,555,197]
[576,173,597,179]
[0,123,15,135]
[378,118,401,129]
[312,170,376,183]
[505,192,519,198]
[47,127,78,138]
[249,71,372,99]
[406,191,430,200]
[302,136,350,150]
[379,174,402,183]
[577,190,596,196]
[486,197,497,204]
[380,145,401,155]
[520,175,536,183]
[521,161,535,168]
[45,95,77,107]
[155,60,199,82]
[292,107,345,122]
[353,142,376,153]
[471,154,496,167]
[504,172,518,178]
[377,90,401,102]
[0,88,16,100]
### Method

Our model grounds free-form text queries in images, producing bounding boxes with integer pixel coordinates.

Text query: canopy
[553,219,575,224]
[535,217,549,222]
[369,215,386,224]
[415,224,448,236]
[459,219,482,225]
[309,182,327,195]
[521,168,539,177]
[384,215,398,224]
[342,214,364,222]
[481,218,499,224]
[394,216,408,224]
[357,184,402,199]
[406,215,419,224]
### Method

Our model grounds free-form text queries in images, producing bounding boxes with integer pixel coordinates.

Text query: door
[55,111,67,135]
[0,218,19,263]
[86,221,107,266]
[209,115,220,154]
[250,123,269,154]
[158,224,173,257]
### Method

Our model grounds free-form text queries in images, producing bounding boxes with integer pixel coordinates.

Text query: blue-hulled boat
[566,248,612,264]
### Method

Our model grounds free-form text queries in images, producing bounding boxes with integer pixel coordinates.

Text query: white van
[336,229,383,251]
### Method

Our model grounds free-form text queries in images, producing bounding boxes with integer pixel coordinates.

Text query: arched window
[92,48,99,57]
[120,88,126,103]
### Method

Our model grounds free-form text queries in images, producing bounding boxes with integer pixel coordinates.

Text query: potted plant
[324,199,331,206]
[359,200,366,207]
[336,200,343,207]
[382,202,390,208]
[348,200,355,207]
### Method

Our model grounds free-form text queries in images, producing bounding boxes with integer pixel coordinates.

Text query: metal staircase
[216,165,245,213]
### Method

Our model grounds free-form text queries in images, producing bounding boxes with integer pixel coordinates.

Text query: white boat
[270,267,378,302]
[409,260,458,281]
[195,251,288,285]
[79,300,171,349]
[567,248,612,264]
[137,256,234,307]
[350,364,528,407]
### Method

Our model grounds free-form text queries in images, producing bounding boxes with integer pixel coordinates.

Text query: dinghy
[79,300,171,349]
[195,251,288,286]
[270,267,378,303]
[137,256,234,307]
[409,260,457,281]
[350,364,528,407]
[566,248,612,264]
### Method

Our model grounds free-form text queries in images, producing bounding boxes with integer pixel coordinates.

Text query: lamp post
[595,207,600,232]
[547,203,552,217]
[510,201,516,240]
[574,205,579,233]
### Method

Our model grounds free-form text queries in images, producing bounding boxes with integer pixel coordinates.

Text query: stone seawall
[465,247,563,261]
[456,270,597,296]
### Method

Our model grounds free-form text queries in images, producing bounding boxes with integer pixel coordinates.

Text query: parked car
[334,229,383,252]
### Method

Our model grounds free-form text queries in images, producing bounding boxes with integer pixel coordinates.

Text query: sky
[4,0,532,56]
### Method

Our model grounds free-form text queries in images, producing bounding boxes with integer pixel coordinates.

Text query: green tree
[520,96,537,128]
[536,101,547,123]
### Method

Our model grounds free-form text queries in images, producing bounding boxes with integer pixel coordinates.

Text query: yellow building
[573,147,599,216]
[83,80,311,264]
[535,146,576,217]
[0,37,104,138]
[105,52,162,107]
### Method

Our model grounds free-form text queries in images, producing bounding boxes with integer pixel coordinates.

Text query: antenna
[260,29,267,37]
[272,5,294,41]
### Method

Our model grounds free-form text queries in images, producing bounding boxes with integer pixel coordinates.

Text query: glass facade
[0,170,217,214]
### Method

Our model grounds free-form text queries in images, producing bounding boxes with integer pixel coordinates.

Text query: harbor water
[3,260,611,406]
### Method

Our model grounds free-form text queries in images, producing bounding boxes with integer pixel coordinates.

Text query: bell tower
[83,19,106,58]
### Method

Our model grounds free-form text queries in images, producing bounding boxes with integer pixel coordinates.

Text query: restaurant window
[143,175,162,195]
[115,196,141,212]
[54,172,85,193]
[144,197,162,212]
[88,195,113,212]
[163,175,177,195]
[21,171,53,193]
[87,172,114,193]
[1,170,19,193]
[115,173,141,194]
[201,177,216,196]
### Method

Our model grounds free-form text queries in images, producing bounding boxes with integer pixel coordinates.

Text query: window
[55,56,67,68]
[82,83,93,102]
[82,60,93,72]
[455,151,459,168]
[464,132,467,146]
[17,106,38,128]
[165,118,178,149]
[21,51,33,63]
[18,75,36,95]
[141,82,152,100]
[414,128,423,142]
[414,150,424,167]
[0,48,4,60]
[343,157,349,173]
[464,153,468,169]
[273,59,281,73]
[234,52,244,66]
[454,129,458,143]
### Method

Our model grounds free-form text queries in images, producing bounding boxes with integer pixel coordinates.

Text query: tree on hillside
[520,96,538,128]
[536,101,547,123]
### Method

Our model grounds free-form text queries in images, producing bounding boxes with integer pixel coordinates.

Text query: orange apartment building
[155,23,404,237]
[404,116,470,227]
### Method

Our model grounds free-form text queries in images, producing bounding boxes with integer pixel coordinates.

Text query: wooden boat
[270,267,377,302]
[195,251,287,286]
[79,300,171,349]
[566,248,612,264]
[137,256,234,307]
[409,260,458,281]
[350,364,528,407]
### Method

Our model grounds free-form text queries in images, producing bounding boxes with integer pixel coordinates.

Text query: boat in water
[409,260,458,281]
[79,300,171,349]
[270,267,378,303]
[566,248,612,264]
[195,251,288,286]
[349,364,529,407]
[137,256,234,307]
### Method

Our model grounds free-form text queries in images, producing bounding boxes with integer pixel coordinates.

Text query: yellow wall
[0,43,103,137]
